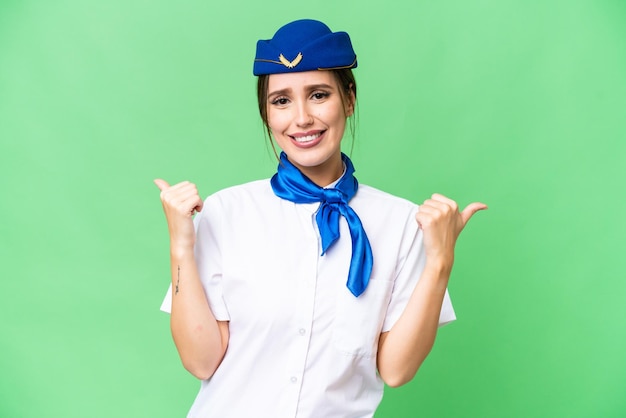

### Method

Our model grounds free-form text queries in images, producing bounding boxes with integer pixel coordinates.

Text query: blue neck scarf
[270,152,373,297]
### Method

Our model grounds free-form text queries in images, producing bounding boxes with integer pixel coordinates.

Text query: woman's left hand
[416,193,487,269]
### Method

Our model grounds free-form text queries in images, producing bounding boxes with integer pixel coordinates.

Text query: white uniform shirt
[161,179,455,418]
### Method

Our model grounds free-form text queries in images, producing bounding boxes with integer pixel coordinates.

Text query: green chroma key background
[1,0,625,416]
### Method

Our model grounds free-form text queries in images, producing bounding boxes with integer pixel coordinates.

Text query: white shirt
[161,179,455,418]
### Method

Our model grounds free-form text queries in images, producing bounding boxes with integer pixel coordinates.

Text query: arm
[377,194,486,387]
[155,179,229,380]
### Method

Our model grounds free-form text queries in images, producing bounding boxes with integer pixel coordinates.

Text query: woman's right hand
[154,179,204,254]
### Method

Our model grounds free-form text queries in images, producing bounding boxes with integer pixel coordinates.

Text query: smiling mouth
[290,131,325,143]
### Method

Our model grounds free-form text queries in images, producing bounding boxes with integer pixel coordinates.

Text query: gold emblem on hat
[279,53,303,68]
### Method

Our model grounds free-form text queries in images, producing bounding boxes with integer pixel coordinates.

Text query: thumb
[153,178,171,191]
[460,202,488,225]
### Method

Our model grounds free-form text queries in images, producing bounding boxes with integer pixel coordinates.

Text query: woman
[155,19,486,418]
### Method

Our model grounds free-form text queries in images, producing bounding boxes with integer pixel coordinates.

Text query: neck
[288,153,344,187]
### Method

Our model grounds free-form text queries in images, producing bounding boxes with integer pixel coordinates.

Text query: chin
[284,148,337,168]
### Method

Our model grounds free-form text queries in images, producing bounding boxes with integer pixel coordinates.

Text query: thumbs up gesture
[154,179,204,254]
[415,193,487,267]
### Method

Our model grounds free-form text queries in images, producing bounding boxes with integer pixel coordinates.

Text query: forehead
[267,70,337,92]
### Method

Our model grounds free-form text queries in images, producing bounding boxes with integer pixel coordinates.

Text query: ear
[345,85,356,117]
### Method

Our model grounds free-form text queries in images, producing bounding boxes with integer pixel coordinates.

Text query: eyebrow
[268,83,335,98]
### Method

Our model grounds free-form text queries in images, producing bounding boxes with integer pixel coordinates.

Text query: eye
[270,97,290,106]
[311,91,330,100]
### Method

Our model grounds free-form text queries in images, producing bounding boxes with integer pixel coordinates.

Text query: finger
[168,181,192,191]
[169,184,198,200]
[159,182,197,202]
[161,188,202,213]
[154,178,171,191]
[415,209,437,229]
[172,185,201,206]
[430,194,458,211]
[179,194,204,214]
[460,202,488,225]
[422,199,454,213]
[417,204,439,216]
[431,193,455,205]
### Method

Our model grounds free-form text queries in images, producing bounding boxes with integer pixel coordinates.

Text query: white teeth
[294,133,321,143]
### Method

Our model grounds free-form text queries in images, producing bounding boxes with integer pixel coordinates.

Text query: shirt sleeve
[160,194,231,321]
[381,206,456,332]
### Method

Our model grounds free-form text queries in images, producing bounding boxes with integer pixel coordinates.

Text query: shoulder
[353,184,418,213]
[205,179,274,206]
[195,179,275,224]
[195,179,278,227]
[352,184,420,241]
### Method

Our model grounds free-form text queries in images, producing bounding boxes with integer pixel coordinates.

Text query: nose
[295,101,314,127]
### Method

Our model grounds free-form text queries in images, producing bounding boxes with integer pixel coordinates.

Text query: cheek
[267,110,289,133]
[328,106,347,129]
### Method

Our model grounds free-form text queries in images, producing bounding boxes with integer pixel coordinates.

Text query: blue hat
[253,19,358,76]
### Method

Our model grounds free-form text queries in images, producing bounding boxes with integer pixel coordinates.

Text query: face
[267,70,354,185]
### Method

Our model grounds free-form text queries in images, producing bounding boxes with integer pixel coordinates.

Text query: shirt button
[298,328,306,335]
[290,376,298,383]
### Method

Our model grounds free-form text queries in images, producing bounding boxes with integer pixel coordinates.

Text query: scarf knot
[270,152,373,297]
[321,188,346,204]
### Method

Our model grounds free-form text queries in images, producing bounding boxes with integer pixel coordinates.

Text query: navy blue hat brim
[253,19,358,76]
